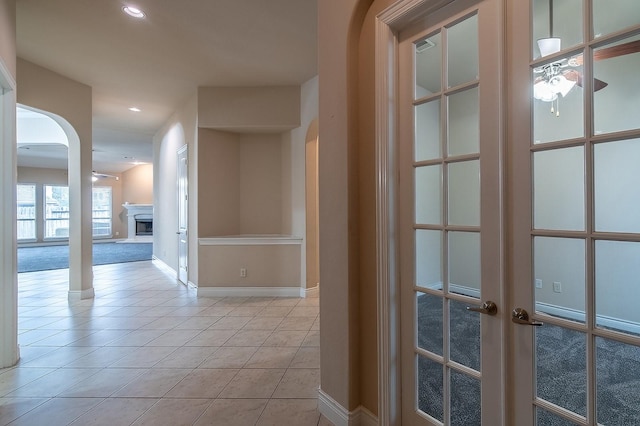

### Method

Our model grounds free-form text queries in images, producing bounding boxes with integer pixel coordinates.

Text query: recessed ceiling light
[123,6,145,18]
[128,107,141,112]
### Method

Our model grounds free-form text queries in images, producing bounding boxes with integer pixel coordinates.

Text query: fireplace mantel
[122,203,153,242]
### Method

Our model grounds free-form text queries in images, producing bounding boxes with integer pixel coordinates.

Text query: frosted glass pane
[533,147,585,231]
[593,35,640,136]
[448,87,479,156]
[415,100,441,161]
[594,139,640,233]
[532,0,583,60]
[596,337,640,424]
[532,62,584,144]
[417,355,443,422]
[593,0,640,38]
[449,231,480,293]
[449,299,480,371]
[415,32,442,97]
[417,293,443,356]
[447,15,478,87]
[448,160,479,226]
[534,237,585,322]
[536,324,587,416]
[595,240,640,335]
[451,370,481,424]
[415,165,442,225]
[416,230,442,289]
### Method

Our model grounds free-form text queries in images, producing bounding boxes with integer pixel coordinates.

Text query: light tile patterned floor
[0,261,334,426]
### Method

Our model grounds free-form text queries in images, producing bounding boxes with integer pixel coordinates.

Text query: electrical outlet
[115,231,119,236]
[240,268,247,278]
[553,281,562,293]
[535,279,543,289]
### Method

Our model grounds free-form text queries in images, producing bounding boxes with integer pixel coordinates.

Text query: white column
[66,123,94,300]
[0,67,19,367]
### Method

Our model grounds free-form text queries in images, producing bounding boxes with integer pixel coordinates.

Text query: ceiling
[15,0,318,173]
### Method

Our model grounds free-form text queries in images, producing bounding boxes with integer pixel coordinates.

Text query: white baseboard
[536,301,640,335]
[152,256,177,275]
[318,389,379,426]
[197,286,305,298]
[305,285,319,298]
[68,288,95,300]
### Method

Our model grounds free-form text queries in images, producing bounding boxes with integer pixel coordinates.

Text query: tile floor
[0,260,334,426]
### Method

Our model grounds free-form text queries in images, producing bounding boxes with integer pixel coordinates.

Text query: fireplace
[122,203,153,242]
[135,216,153,236]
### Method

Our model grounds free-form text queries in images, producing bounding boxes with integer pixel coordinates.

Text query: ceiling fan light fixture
[537,37,561,57]
[533,80,558,102]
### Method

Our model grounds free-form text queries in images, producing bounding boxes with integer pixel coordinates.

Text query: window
[44,185,70,238]
[17,184,36,240]
[92,186,112,237]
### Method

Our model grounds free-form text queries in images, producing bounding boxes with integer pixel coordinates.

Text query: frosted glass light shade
[538,38,562,57]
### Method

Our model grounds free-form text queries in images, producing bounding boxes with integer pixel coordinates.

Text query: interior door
[511,0,640,424]
[398,0,504,424]
[177,145,188,285]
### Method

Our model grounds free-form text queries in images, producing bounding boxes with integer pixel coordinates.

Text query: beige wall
[198,243,301,287]
[197,128,241,236]
[198,86,300,131]
[318,0,376,413]
[122,164,153,204]
[0,0,15,78]
[239,134,283,234]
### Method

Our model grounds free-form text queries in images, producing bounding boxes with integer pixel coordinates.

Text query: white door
[177,146,188,285]
[510,0,640,424]
[396,0,504,424]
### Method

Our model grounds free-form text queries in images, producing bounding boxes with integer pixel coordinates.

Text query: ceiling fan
[92,171,119,181]
[532,0,640,114]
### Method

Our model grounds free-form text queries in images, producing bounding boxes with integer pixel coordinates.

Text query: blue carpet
[18,243,153,273]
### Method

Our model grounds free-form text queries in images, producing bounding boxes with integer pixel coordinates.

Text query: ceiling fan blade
[562,70,608,91]
[594,78,608,91]
[594,39,640,61]
[570,39,640,66]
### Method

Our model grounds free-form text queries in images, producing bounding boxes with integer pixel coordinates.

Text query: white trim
[199,235,303,246]
[68,288,95,300]
[536,302,640,335]
[318,389,379,426]
[0,57,16,90]
[304,285,319,298]
[152,256,177,276]
[197,286,304,298]
[188,281,197,289]
[375,6,400,426]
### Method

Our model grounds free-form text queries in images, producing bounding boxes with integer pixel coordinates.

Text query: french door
[388,0,640,424]
[396,0,504,424]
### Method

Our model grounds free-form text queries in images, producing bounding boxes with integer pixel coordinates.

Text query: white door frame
[0,57,19,368]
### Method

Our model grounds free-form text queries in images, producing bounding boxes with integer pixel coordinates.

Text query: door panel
[513,1,640,424]
[398,0,503,424]
[177,146,188,285]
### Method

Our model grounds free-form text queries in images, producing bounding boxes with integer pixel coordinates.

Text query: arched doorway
[17,105,94,300]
